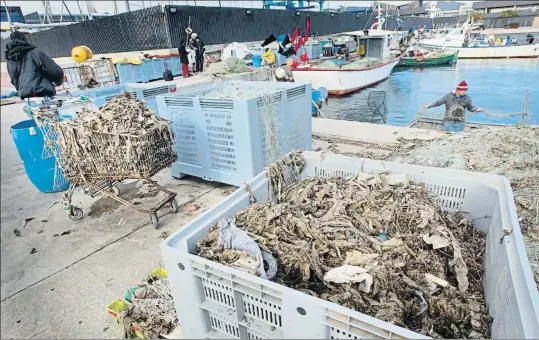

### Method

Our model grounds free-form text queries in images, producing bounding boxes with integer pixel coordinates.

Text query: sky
[6,0,421,15]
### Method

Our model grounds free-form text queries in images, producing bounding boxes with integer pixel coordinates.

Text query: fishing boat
[419,24,539,59]
[292,30,401,96]
[398,51,458,67]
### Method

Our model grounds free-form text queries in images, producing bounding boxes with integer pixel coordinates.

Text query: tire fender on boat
[415,52,425,62]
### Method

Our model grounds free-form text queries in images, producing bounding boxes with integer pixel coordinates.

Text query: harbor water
[321,59,539,126]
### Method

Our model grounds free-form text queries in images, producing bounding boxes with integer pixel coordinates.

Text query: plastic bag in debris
[217,218,267,278]
[221,42,251,61]
[323,265,373,293]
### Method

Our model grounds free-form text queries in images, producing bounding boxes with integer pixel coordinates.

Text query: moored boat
[398,51,458,67]
[293,57,400,96]
[292,30,401,96]
[419,24,539,59]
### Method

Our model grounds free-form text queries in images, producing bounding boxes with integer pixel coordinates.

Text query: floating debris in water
[196,151,491,338]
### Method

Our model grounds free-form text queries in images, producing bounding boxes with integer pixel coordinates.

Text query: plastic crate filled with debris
[55,92,177,182]
[195,151,492,339]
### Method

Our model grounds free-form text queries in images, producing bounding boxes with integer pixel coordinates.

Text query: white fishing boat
[419,24,539,59]
[292,30,400,96]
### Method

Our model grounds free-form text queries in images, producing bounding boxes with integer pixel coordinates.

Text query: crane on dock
[262,0,325,12]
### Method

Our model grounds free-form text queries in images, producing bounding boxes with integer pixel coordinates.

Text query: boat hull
[398,52,458,66]
[418,42,539,59]
[292,57,400,96]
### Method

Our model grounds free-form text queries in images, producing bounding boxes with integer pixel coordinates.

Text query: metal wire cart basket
[29,95,178,228]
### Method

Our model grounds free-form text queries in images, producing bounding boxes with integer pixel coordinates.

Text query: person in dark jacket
[421,81,484,132]
[5,31,64,99]
[190,33,205,72]
[178,40,191,78]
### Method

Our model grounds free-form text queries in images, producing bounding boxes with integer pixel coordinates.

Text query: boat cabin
[337,30,396,61]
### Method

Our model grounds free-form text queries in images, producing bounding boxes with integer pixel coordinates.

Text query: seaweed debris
[55,92,177,179]
[196,151,491,338]
[119,276,177,338]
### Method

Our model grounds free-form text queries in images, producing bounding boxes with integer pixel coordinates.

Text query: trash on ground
[196,151,492,338]
[115,273,177,339]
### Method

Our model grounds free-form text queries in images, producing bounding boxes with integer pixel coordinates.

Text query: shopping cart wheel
[170,199,178,213]
[68,207,84,221]
[151,213,159,229]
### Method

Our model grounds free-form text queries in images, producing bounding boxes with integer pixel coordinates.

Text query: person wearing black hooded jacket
[5,31,64,99]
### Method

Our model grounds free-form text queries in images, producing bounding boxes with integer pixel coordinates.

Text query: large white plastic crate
[162,151,539,339]
[156,81,312,186]
[126,83,177,114]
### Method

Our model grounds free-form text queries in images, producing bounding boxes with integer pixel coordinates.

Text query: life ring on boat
[415,52,425,62]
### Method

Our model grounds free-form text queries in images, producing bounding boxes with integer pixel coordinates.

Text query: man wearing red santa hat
[421,81,484,132]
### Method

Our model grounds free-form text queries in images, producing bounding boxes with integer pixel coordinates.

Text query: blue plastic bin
[252,55,262,67]
[11,120,70,193]
[117,63,148,83]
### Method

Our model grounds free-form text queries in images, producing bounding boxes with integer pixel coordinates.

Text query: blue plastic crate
[157,81,312,186]
[166,57,182,76]
[144,59,166,81]
[305,43,322,59]
[116,63,148,83]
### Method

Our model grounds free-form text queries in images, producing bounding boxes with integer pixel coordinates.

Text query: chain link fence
[2,5,434,62]
[1,6,169,61]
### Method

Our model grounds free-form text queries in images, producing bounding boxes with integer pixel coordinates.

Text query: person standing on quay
[178,40,191,78]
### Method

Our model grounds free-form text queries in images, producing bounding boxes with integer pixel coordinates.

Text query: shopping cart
[55,116,178,228]
[29,98,178,228]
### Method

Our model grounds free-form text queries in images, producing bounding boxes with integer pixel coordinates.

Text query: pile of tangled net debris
[118,275,177,339]
[197,151,491,338]
[205,56,251,75]
[392,126,539,281]
[56,92,176,179]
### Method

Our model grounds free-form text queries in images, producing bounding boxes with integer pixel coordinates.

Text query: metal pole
[125,1,131,11]
[86,1,93,20]
[62,1,76,22]
[76,1,85,20]
[113,0,118,14]
[3,1,13,30]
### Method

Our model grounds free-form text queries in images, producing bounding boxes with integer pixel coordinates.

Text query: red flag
[293,37,305,53]
[304,16,311,42]
[290,27,300,44]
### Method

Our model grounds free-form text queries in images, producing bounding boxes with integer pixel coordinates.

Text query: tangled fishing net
[118,275,177,338]
[316,57,380,69]
[392,126,539,281]
[55,92,177,181]
[205,56,252,75]
[197,151,491,338]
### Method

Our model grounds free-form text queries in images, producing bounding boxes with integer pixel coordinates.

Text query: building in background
[472,1,539,14]
[1,5,25,23]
